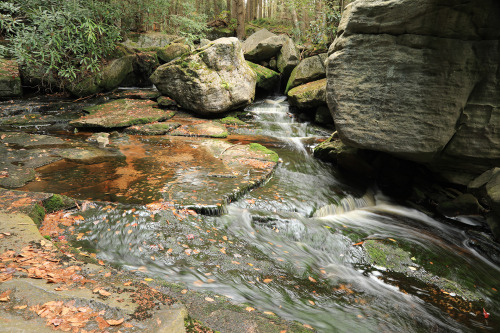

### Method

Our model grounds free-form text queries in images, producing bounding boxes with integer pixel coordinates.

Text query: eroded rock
[326,0,500,182]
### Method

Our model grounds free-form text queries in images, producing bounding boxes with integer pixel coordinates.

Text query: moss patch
[249,143,279,163]
[246,61,280,91]
[217,116,246,126]
[42,194,74,214]
[28,203,46,228]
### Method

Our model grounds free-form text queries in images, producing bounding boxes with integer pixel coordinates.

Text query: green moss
[29,203,46,227]
[248,143,279,163]
[217,116,246,125]
[43,194,73,213]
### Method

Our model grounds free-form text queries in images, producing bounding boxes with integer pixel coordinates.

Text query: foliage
[1,0,121,88]
[169,2,209,43]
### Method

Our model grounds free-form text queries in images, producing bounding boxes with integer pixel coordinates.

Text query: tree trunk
[214,0,220,19]
[236,0,245,39]
[290,5,300,32]
[258,0,263,19]
[226,0,231,20]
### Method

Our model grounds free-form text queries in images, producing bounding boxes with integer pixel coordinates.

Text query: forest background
[0,0,350,88]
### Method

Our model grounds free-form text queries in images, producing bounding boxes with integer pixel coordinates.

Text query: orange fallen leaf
[308,276,317,283]
[303,324,314,329]
[205,297,214,302]
[107,318,124,326]
[220,247,226,254]
[104,272,111,278]
[13,305,27,310]
[96,316,110,330]
[98,289,112,297]
[181,289,188,294]
[353,241,364,246]
[263,278,273,283]
[245,307,255,312]
[308,300,315,305]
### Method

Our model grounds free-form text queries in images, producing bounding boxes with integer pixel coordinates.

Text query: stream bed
[2,93,500,332]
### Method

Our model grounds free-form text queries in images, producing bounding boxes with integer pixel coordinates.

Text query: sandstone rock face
[326,0,500,183]
[151,38,257,115]
[242,29,284,62]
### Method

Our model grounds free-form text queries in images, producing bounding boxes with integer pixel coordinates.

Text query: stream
[2,93,500,332]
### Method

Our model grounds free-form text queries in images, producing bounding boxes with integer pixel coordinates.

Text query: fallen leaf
[308,300,315,305]
[264,311,275,316]
[263,278,273,283]
[104,272,111,277]
[98,289,111,297]
[123,281,132,286]
[13,305,27,310]
[220,247,226,254]
[483,308,490,319]
[353,241,364,246]
[107,318,124,326]
[181,289,188,294]
[205,297,214,302]
[303,324,314,329]
[245,307,255,312]
[144,278,153,282]
[308,276,317,283]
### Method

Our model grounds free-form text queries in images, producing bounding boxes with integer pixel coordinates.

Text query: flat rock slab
[70,99,170,128]
[0,132,67,148]
[54,147,124,164]
[163,139,278,212]
[125,121,181,135]
[109,89,161,100]
[170,121,228,138]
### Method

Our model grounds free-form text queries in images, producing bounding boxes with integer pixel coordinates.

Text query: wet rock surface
[70,99,170,128]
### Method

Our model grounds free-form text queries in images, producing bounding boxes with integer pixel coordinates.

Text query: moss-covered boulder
[246,61,280,91]
[287,78,327,109]
[0,59,22,98]
[68,55,135,97]
[157,43,190,63]
[151,38,257,115]
[285,54,327,93]
[70,99,169,128]
[125,121,180,135]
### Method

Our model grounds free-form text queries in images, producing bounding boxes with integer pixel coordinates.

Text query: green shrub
[1,0,121,88]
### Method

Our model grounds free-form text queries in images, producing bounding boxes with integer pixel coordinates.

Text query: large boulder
[242,29,285,62]
[277,36,300,79]
[150,38,257,115]
[326,0,500,184]
[246,61,280,92]
[285,54,327,93]
[287,78,327,110]
[0,59,22,98]
[68,55,134,97]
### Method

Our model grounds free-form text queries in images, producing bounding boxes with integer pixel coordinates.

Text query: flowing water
[5,94,500,332]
